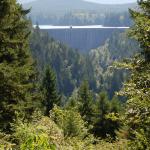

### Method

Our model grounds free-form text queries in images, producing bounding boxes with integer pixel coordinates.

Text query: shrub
[14,116,64,150]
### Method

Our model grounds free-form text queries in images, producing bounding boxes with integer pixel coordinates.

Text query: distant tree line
[30,11,132,26]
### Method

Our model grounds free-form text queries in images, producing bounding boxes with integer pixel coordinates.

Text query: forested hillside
[24,0,135,15]
[30,27,139,98]
[0,0,150,150]
[24,0,135,26]
[29,11,133,26]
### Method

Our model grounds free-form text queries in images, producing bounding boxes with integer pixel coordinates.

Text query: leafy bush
[14,116,64,150]
[50,105,89,139]
[95,139,128,150]
[0,133,15,150]
[0,112,127,150]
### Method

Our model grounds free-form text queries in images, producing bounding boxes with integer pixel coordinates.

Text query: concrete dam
[37,25,129,52]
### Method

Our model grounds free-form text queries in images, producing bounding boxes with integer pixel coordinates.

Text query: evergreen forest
[0,0,150,149]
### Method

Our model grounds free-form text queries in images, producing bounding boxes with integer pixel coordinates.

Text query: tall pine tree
[92,92,121,139]
[41,66,60,116]
[92,92,110,138]
[0,0,40,132]
[78,81,94,125]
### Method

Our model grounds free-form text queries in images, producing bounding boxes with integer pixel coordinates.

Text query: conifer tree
[92,92,121,139]
[78,81,94,125]
[0,0,40,132]
[92,92,111,138]
[42,66,60,116]
[110,95,121,113]
[120,0,150,148]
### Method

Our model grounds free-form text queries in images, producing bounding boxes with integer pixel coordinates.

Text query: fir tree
[78,81,94,125]
[119,0,150,148]
[42,66,60,116]
[110,95,121,113]
[0,0,40,132]
[92,92,110,138]
[92,92,121,139]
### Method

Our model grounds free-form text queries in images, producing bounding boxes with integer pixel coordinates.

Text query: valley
[1,0,149,149]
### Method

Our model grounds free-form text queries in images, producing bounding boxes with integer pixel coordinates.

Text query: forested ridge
[0,0,150,150]
[29,11,133,26]
[24,0,135,26]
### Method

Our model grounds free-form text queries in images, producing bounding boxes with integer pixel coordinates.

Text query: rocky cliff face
[44,28,126,52]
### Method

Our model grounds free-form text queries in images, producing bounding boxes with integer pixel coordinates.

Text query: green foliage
[110,96,122,113]
[95,139,128,150]
[118,0,150,149]
[89,31,139,98]
[77,81,95,125]
[65,85,122,140]
[129,0,150,61]
[0,132,15,149]
[92,92,121,139]
[50,105,89,139]
[107,31,139,60]
[0,112,126,150]
[0,0,41,132]
[11,112,96,150]
[30,27,95,96]
[1,0,147,149]
[93,92,110,138]
[41,66,61,116]
[14,116,64,150]
[65,89,80,110]
[30,27,138,98]
[128,129,150,150]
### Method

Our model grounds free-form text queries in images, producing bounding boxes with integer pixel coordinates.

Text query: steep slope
[89,31,140,97]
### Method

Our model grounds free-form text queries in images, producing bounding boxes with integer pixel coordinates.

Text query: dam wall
[39,26,128,52]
